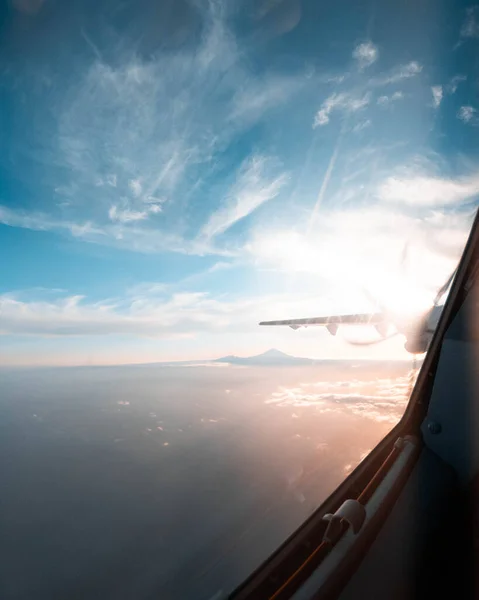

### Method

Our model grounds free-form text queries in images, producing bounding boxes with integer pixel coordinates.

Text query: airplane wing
[259,313,386,334]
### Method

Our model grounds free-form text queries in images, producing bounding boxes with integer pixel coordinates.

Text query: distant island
[214,348,317,366]
[123,348,319,368]
[93,349,416,369]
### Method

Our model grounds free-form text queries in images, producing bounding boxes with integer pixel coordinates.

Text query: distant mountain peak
[218,354,237,361]
[215,348,314,366]
[255,348,288,357]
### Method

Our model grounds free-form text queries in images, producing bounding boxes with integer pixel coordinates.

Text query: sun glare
[369,275,435,317]
[251,220,458,330]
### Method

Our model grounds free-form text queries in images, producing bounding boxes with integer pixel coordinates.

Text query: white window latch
[322,499,366,545]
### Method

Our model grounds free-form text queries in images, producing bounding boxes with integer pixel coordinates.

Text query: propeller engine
[346,269,456,353]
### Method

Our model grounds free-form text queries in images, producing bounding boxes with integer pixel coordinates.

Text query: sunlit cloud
[248,200,472,316]
[379,171,479,206]
[266,373,413,425]
[352,41,379,70]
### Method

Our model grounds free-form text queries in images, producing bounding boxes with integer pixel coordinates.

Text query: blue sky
[1,0,479,366]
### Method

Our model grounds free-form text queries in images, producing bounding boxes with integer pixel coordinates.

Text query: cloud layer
[0,288,338,338]
[267,373,413,425]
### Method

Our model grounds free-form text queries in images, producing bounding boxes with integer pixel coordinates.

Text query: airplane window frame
[230,209,479,600]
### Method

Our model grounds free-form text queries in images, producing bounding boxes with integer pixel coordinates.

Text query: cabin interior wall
[337,447,465,600]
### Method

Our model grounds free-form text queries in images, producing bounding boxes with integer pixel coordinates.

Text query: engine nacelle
[403,314,431,354]
[404,334,429,354]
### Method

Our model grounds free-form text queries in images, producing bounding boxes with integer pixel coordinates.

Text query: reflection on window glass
[0,0,478,598]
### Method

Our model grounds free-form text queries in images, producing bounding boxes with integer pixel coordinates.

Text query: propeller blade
[433,268,457,306]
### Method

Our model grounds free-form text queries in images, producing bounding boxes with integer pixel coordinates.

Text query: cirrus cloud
[313,92,371,127]
[199,155,289,240]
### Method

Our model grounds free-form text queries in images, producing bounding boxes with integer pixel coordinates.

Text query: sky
[0,0,478,366]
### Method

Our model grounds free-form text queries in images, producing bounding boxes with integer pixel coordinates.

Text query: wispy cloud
[371,61,422,86]
[1,0,432,272]
[351,119,371,133]
[458,105,477,125]
[7,1,305,256]
[128,179,142,197]
[123,260,235,300]
[377,91,404,108]
[0,205,104,237]
[460,6,479,39]
[108,205,148,223]
[431,86,443,109]
[446,75,467,94]
[199,155,289,240]
[313,92,371,127]
[430,76,465,106]
[0,204,235,257]
[352,41,379,70]
[230,74,305,123]
[107,198,165,223]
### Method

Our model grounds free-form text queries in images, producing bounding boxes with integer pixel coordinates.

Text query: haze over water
[0,358,413,600]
